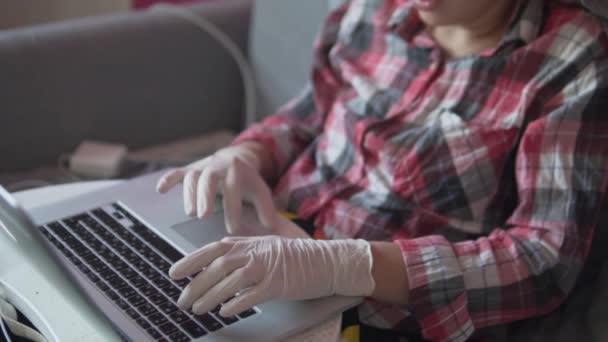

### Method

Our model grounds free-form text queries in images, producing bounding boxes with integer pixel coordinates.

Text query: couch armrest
[0,0,251,173]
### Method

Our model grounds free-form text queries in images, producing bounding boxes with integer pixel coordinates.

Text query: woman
[157,0,608,340]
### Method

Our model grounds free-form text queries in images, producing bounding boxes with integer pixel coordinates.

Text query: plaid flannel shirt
[234,0,608,341]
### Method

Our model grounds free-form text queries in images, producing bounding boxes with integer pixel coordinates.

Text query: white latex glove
[169,236,375,317]
[0,286,47,342]
[156,145,277,234]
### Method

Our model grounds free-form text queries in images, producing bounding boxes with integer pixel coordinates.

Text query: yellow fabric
[279,211,299,219]
[341,325,360,342]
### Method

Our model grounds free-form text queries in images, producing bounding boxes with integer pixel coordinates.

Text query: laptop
[0,171,360,341]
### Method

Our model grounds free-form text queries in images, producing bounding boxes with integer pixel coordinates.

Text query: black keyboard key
[109,276,127,290]
[126,293,147,308]
[237,308,257,319]
[133,259,149,272]
[121,268,139,280]
[142,268,162,282]
[76,247,93,259]
[88,240,103,251]
[124,251,142,264]
[97,247,115,260]
[125,307,140,320]
[47,235,60,246]
[49,222,68,236]
[158,321,178,336]
[140,231,184,263]
[135,317,151,330]
[131,222,147,235]
[62,218,81,229]
[168,330,190,342]
[181,321,207,338]
[115,244,132,256]
[130,275,148,289]
[164,286,181,302]
[92,209,114,224]
[114,298,129,310]
[157,259,172,274]
[148,255,166,269]
[68,240,88,254]
[174,279,190,288]
[115,228,131,240]
[107,257,126,269]
[113,260,130,272]
[140,284,158,298]
[137,303,156,317]
[169,311,190,325]
[159,302,178,315]
[148,312,168,326]
[130,237,145,251]
[97,281,109,292]
[195,313,222,332]
[142,246,159,260]
[155,277,172,289]
[76,263,92,275]
[69,256,82,268]
[81,215,100,227]
[118,286,137,299]
[146,328,162,340]
[80,252,97,264]
[100,269,118,282]
[58,245,73,258]
[100,232,118,244]
[89,259,110,273]
[105,289,119,301]
[80,230,95,242]
[214,313,239,325]
[86,271,100,283]
[149,292,168,306]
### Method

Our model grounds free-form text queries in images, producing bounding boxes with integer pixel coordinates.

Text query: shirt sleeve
[232,3,349,176]
[394,61,608,342]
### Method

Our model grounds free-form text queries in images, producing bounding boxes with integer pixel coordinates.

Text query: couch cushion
[249,0,332,119]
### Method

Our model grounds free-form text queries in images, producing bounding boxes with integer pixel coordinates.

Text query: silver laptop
[0,171,360,341]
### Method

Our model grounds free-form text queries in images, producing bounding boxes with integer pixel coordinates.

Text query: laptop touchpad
[170,206,268,251]
[169,215,228,250]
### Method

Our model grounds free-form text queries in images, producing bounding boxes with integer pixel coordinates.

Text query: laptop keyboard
[38,203,258,341]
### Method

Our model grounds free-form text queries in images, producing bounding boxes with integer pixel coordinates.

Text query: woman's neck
[426,1,515,59]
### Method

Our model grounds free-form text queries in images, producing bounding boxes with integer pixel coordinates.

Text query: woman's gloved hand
[156,143,277,235]
[169,236,376,317]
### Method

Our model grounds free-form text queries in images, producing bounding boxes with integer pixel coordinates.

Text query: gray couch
[0,0,330,176]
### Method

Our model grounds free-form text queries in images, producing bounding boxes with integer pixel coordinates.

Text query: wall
[0,0,130,29]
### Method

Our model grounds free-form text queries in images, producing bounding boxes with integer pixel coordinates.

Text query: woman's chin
[417,10,451,27]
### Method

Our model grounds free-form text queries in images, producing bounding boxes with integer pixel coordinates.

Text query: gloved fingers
[177,255,249,311]
[169,239,234,280]
[223,159,244,234]
[191,263,259,315]
[220,236,261,242]
[182,170,202,216]
[248,172,278,230]
[196,168,221,219]
[219,285,270,317]
[156,168,186,193]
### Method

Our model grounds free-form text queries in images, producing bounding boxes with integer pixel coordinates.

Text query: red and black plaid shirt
[235,0,608,340]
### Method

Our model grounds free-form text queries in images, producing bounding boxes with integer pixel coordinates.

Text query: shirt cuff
[395,236,475,342]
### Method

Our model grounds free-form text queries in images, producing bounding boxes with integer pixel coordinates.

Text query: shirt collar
[388,0,544,54]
